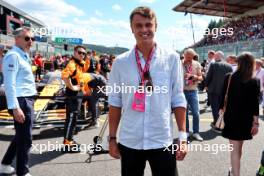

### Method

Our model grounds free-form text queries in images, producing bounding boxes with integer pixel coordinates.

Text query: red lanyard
[135,45,156,85]
[185,63,192,73]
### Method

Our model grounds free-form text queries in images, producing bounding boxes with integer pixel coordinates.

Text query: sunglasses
[144,71,153,92]
[24,36,35,42]
[78,51,86,56]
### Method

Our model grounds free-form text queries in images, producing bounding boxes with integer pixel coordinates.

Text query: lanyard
[135,45,156,85]
[184,63,192,73]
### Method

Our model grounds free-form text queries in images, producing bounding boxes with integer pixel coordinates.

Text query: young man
[61,45,89,152]
[87,50,100,74]
[108,6,187,176]
[0,27,36,176]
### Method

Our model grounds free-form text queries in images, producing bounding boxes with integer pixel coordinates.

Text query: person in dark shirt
[99,54,110,79]
[87,50,100,74]
[84,73,107,127]
[219,52,260,176]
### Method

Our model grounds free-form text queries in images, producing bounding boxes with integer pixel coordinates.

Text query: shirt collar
[12,45,30,62]
[133,44,160,61]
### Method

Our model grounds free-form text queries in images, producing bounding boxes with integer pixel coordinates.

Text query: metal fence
[195,39,264,61]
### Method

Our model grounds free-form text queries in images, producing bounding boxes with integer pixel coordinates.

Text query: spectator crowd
[195,13,264,47]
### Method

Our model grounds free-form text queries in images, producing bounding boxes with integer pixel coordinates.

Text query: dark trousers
[208,93,222,124]
[82,87,106,122]
[0,72,3,85]
[64,92,82,141]
[35,67,41,80]
[0,87,7,111]
[119,143,178,176]
[1,97,35,176]
[184,90,200,133]
[86,89,105,122]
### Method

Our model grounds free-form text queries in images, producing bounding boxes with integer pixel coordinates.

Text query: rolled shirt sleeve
[61,60,76,79]
[108,59,122,107]
[3,54,19,109]
[171,53,187,109]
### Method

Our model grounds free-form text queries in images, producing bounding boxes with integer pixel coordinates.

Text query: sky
[8,0,220,50]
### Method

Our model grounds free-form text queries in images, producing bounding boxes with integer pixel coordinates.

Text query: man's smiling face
[131,14,157,45]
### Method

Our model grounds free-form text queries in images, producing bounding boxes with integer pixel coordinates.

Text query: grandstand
[173,0,264,59]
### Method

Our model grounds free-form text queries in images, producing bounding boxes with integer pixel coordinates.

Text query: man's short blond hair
[130,6,157,26]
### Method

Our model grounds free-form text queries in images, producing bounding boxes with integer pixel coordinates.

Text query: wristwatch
[107,136,117,142]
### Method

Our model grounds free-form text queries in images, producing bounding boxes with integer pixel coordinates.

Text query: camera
[188,76,194,80]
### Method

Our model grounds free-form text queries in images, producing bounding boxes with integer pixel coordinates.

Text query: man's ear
[155,23,158,32]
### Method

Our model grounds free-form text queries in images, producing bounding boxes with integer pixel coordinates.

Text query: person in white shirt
[254,59,264,115]
[108,6,187,176]
[226,55,238,72]
[203,50,215,107]
[204,50,215,76]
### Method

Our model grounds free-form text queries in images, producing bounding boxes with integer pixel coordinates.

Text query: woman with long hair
[219,52,260,176]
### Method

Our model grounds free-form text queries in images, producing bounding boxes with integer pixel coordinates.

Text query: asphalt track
[0,92,264,176]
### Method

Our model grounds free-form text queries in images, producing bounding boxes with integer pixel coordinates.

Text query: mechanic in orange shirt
[61,45,90,153]
[80,73,107,127]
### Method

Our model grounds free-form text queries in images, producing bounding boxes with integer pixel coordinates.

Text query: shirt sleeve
[3,54,19,109]
[108,59,122,107]
[61,61,76,79]
[171,53,187,108]
[197,62,202,76]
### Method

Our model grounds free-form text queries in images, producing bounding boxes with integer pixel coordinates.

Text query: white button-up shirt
[108,45,186,150]
[255,67,264,91]
[3,46,37,109]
